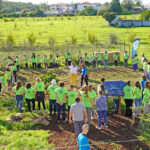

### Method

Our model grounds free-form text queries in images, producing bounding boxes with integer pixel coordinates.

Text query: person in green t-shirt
[67,52,72,66]
[78,51,82,61]
[88,85,97,120]
[47,79,59,116]
[12,62,17,82]
[54,55,59,70]
[12,81,24,112]
[123,81,133,118]
[49,54,54,68]
[24,55,29,70]
[123,51,129,67]
[37,55,42,69]
[55,82,67,122]
[67,85,78,119]
[34,77,46,111]
[143,82,150,113]
[113,52,119,67]
[25,82,35,112]
[31,53,36,70]
[134,54,139,71]
[96,52,102,68]
[84,53,89,67]
[147,62,150,81]
[104,51,109,68]
[63,50,68,66]
[79,85,93,125]
[133,81,142,115]
[91,53,96,68]
[132,56,137,72]
[6,68,12,90]
[44,55,48,69]
[16,56,20,71]
[143,59,148,76]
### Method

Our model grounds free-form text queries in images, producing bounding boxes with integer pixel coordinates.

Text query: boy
[113,52,119,67]
[91,53,96,68]
[37,55,41,69]
[123,51,129,67]
[104,51,109,68]
[44,55,48,69]
[16,56,20,71]
[97,52,102,68]
[24,55,29,70]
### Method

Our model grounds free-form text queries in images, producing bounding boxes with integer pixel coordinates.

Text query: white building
[77,2,105,11]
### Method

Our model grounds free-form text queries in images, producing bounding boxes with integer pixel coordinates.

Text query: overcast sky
[4,0,150,5]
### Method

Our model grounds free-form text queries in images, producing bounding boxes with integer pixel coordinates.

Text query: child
[147,62,150,81]
[16,56,20,71]
[44,55,48,69]
[6,68,12,90]
[24,55,29,70]
[55,55,59,70]
[91,53,96,68]
[104,51,109,68]
[135,54,139,69]
[49,54,53,68]
[37,55,41,69]
[67,53,72,66]
[96,52,102,68]
[96,90,108,129]
[12,62,17,82]
[84,53,89,67]
[78,51,82,61]
[132,56,137,72]
[123,51,129,67]
[31,53,36,70]
[12,81,24,112]
[143,82,150,113]
[141,76,146,98]
[113,52,119,67]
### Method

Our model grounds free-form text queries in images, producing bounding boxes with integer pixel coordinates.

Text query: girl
[69,62,78,86]
[79,85,93,125]
[49,54,53,68]
[88,85,97,120]
[44,55,48,69]
[132,56,137,72]
[13,81,24,112]
[133,81,142,115]
[143,82,150,113]
[31,53,36,70]
[25,82,35,112]
[34,77,46,112]
[123,81,133,118]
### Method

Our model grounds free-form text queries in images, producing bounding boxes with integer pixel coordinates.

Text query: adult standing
[69,97,88,138]
[79,85,93,125]
[123,51,129,67]
[55,82,67,122]
[69,62,78,86]
[78,124,90,150]
[47,79,59,116]
[34,77,46,112]
[81,64,88,87]
[123,81,134,118]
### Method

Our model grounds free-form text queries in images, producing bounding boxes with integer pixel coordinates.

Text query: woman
[143,81,150,113]
[34,77,46,111]
[133,81,142,115]
[69,62,78,85]
[79,85,93,125]
[31,53,36,70]
[13,81,24,112]
[88,85,97,120]
[25,82,35,112]
[123,81,133,118]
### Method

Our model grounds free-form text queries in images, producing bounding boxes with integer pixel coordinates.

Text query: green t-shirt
[147,65,150,73]
[92,56,96,61]
[84,56,88,61]
[1,76,6,84]
[67,90,78,106]
[124,54,129,60]
[31,57,36,63]
[25,88,34,99]
[13,86,24,95]
[135,57,138,64]
[49,58,53,63]
[8,59,12,64]
[16,58,19,65]
[113,54,118,61]
[37,57,41,63]
[104,53,108,60]
[143,88,150,103]
[12,64,17,71]
[64,52,68,58]
[7,71,11,80]
[132,58,136,64]
[24,58,28,64]
[89,90,97,99]
[34,82,45,92]
[143,62,147,70]
[44,57,48,63]
[67,55,72,61]
[78,53,82,58]
[55,58,59,63]
[55,87,67,103]
[133,87,142,99]
[47,84,59,100]
[97,54,102,61]
[80,91,93,108]
[123,85,133,99]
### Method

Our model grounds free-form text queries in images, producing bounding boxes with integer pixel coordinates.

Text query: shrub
[5,33,15,47]
[109,33,118,45]
[103,12,117,24]
[88,33,97,44]
[48,35,55,48]
[127,32,136,43]
[67,16,71,20]
[70,34,77,45]
[27,32,36,47]
[140,10,150,20]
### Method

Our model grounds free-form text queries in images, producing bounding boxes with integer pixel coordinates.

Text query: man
[123,51,129,67]
[47,79,59,117]
[78,124,90,150]
[69,97,88,138]
[55,82,67,122]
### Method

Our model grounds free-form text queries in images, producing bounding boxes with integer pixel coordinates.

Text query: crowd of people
[0,50,150,150]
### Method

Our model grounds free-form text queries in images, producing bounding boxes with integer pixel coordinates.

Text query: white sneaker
[91,117,94,120]
[105,126,108,128]
[96,126,101,130]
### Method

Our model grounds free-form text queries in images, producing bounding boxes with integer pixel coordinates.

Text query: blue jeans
[57,103,66,121]
[91,109,94,118]
[104,60,108,67]
[133,64,137,71]
[97,110,108,127]
[97,61,102,67]
[92,60,96,67]
[113,99,119,114]
[49,100,57,115]
[147,72,150,81]
[16,95,23,112]
[134,97,142,114]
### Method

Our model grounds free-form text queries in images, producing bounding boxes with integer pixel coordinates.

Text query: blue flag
[132,38,140,57]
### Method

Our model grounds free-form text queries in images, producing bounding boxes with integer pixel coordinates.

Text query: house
[134,6,150,12]
[77,2,105,11]
[144,6,150,10]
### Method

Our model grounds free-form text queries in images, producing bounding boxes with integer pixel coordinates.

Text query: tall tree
[134,0,142,6]
[109,0,122,14]
[122,0,134,11]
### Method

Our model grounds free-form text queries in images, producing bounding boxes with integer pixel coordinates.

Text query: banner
[132,38,140,57]
[103,81,126,96]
